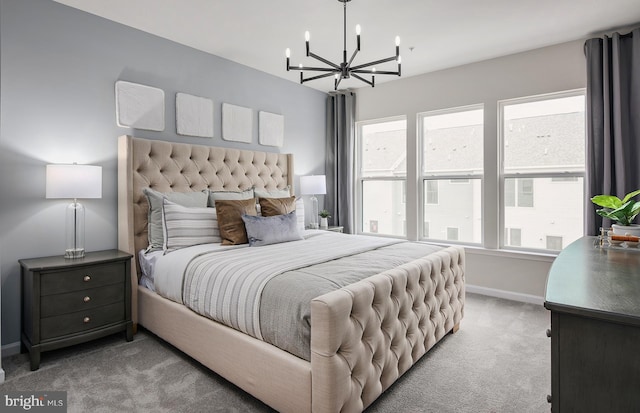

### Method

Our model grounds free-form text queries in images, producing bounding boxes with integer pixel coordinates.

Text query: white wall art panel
[222,103,252,143]
[115,80,165,131]
[176,93,214,138]
[259,111,285,147]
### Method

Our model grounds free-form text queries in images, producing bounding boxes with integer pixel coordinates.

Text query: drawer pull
[83,275,91,282]
[83,296,91,303]
[546,328,551,337]
[83,316,91,324]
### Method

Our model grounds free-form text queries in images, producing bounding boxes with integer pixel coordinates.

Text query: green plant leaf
[591,194,622,209]
[621,189,640,204]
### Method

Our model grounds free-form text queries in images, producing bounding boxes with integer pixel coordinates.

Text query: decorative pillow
[162,200,220,251]
[295,198,305,232]
[205,188,254,207]
[143,188,208,251]
[242,211,303,247]
[215,198,258,245]
[259,196,296,217]
[254,186,291,199]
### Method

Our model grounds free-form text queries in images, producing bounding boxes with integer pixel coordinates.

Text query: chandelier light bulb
[334,74,339,79]
[372,67,376,72]
[305,31,310,42]
[356,24,361,35]
[299,63,303,68]
[395,36,401,46]
[397,56,402,64]
[285,48,291,58]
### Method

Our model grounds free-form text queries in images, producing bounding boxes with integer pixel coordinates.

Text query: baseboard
[2,341,21,358]
[466,284,544,306]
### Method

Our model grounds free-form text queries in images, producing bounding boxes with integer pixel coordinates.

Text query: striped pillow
[162,199,220,251]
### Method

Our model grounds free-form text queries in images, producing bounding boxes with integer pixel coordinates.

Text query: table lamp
[46,164,102,258]
[300,175,326,229]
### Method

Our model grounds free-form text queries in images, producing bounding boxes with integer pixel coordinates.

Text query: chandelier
[285,0,401,90]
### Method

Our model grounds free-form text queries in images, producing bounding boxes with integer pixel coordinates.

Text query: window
[420,106,483,243]
[505,228,522,247]
[425,180,439,204]
[546,236,563,251]
[424,221,430,238]
[505,178,534,207]
[501,91,585,251]
[357,117,406,237]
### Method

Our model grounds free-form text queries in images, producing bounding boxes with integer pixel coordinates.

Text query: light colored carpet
[0,293,550,412]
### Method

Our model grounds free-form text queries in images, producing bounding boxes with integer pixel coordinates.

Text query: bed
[117,135,465,412]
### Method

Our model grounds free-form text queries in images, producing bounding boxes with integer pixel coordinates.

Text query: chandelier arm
[302,72,339,83]
[308,51,341,70]
[350,55,399,71]
[350,73,374,87]
[288,66,337,72]
[347,48,359,68]
[352,69,398,76]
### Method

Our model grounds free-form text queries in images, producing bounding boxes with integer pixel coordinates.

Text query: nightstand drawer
[41,302,125,340]
[41,283,125,318]
[40,262,124,295]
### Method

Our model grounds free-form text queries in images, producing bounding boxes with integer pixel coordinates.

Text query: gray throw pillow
[143,188,208,251]
[241,211,303,247]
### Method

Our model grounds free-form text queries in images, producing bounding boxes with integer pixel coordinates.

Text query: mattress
[145,231,444,360]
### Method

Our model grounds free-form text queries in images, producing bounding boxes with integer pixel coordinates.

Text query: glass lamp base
[65,201,86,259]
[64,248,85,259]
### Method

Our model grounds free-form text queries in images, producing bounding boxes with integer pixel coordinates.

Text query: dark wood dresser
[544,236,640,412]
[20,249,133,370]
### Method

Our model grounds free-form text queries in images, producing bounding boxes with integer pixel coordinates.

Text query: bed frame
[117,135,465,412]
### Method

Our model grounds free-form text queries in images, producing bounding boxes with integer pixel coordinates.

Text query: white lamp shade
[46,164,102,199]
[300,175,326,195]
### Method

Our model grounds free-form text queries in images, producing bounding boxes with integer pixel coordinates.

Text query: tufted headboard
[117,135,294,282]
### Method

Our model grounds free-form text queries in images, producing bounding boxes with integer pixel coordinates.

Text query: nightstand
[323,226,344,233]
[20,249,133,370]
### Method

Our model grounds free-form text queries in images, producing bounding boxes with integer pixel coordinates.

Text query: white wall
[355,40,588,300]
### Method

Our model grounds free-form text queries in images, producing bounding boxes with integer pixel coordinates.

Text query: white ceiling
[54,0,640,92]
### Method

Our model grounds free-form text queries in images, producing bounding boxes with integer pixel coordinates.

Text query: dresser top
[19,249,132,271]
[545,236,640,324]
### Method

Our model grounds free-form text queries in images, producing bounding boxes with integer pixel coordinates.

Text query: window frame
[418,104,484,244]
[498,89,586,252]
[356,115,407,238]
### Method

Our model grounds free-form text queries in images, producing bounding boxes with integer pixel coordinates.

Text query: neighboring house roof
[362,112,584,175]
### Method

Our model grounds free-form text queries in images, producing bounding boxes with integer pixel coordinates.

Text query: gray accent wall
[0,0,326,348]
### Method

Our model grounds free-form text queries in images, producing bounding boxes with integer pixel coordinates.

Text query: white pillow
[205,188,254,207]
[296,198,305,232]
[254,186,291,199]
[162,199,220,251]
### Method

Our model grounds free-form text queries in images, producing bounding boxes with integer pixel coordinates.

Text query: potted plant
[318,209,331,229]
[591,189,640,236]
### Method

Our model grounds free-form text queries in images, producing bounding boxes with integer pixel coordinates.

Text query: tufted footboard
[310,245,465,413]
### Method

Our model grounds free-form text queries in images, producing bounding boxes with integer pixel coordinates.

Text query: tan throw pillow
[215,198,258,245]
[259,196,296,217]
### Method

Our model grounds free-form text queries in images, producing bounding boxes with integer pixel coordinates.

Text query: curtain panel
[325,91,356,233]
[584,27,640,235]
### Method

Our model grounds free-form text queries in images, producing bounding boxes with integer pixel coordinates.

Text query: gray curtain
[325,91,356,233]
[584,27,640,235]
